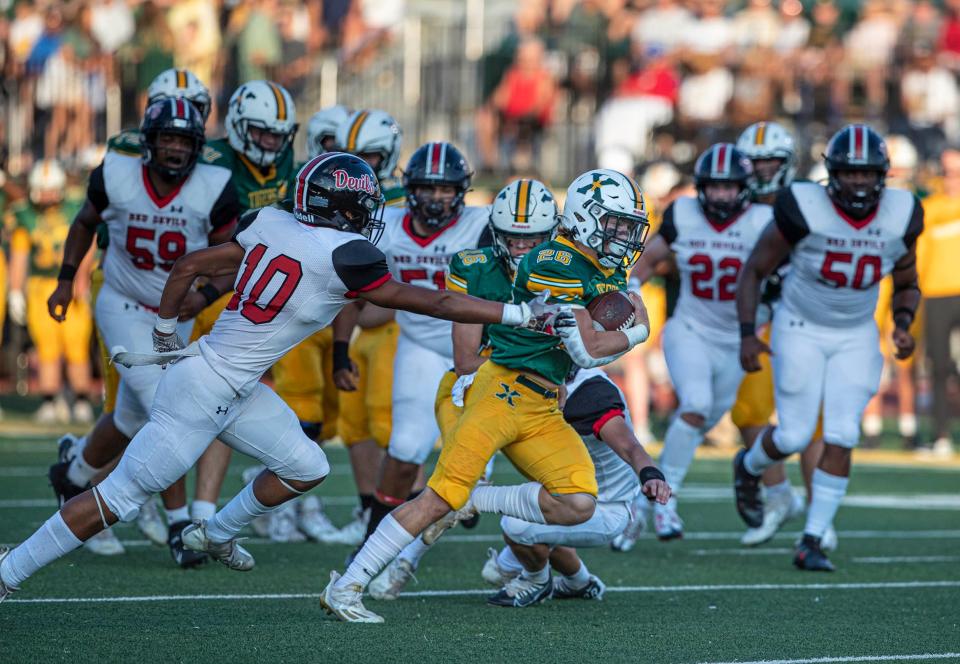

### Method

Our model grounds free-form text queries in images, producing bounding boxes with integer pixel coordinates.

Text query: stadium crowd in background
[0,0,957,456]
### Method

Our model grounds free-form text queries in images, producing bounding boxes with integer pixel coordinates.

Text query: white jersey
[201,206,391,395]
[93,152,238,308]
[776,182,923,328]
[564,368,640,504]
[379,205,490,357]
[661,196,772,346]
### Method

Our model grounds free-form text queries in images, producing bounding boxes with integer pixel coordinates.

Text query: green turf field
[0,434,958,664]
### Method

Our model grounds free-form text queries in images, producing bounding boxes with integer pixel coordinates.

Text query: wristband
[740,322,756,339]
[58,264,78,282]
[198,283,220,306]
[893,307,915,330]
[333,340,352,373]
[623,324,649,347]
[500,302,525,326]
[154,315,178,335]
[639,466,665,485]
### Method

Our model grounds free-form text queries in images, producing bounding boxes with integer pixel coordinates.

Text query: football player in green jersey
[324,169,659,623]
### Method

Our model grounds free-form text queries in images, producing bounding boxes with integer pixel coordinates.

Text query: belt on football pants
[516,374,558,400]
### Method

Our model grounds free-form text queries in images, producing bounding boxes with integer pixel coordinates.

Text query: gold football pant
[338,321,398,448]
[28,277,92,366]
[91,268,118,413]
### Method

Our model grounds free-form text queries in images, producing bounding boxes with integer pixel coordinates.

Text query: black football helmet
[402,142,472,229]
[693,143,755,223]
[140,96,205,181]
[824,124,889,218]
[293,152,386,244]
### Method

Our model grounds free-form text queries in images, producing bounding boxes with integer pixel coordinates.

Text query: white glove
[8,290,26,327]
[555,309,648,368]
[451,372,476,408]
[152,315,184,353]
[501,289,569,334]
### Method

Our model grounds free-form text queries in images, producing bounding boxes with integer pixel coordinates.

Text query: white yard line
[852,555,960,564]
[8,580,960,605]
[698,653,960,664]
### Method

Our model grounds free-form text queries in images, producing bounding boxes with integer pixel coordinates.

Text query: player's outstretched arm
[596,415,670,504]
[628,234,670,287]
[48,200,101,322]
[157,242,246,322]
[737,222,790,372]
[556,307,650,369]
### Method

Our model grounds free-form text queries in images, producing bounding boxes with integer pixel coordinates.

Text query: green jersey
[382,179,406,208]
[447,246,513,347]
[488,236,628,384]
[10,197,84,278]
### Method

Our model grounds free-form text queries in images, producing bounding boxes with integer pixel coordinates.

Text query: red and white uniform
[88,151,238,437]
[659,196,771,425]
[97,207,390,521]
[771,182,923,451]
[378,204,489,464]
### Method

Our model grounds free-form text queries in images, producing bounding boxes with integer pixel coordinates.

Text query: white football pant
[387,331,449,465]
[501,500,630,547]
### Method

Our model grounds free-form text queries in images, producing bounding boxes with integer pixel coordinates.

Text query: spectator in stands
[120,1,175,114]
[676,0,734,144]
[838,0,898,119]
[89,0,135,56]
[898,0,942,60]
[732,0,782,51]
[937,0,960,73]
[632,0,692,54]
[729,47,778,127]
[899,45,960,161]
[167,0,221,96]
[773,0,810,115]
[276,3,313,99]
[237,0,283,83]
[9,0,44,75]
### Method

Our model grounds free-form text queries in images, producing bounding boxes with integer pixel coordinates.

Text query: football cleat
[320,571,384,623]
[57,433,81,464]
[460,513,481,529]
[181,521,253,571]
[733,449,764,528]
[553,574,606,600]
[168,521,209,569]
[793,534,835,572]
[72,399,94,424]
[481,548,519,587]
[487,572,553,608]
[268,502,307,543]
[610,500,649,552]
[299,497,340,543]
[741,488,797,547]
[422,500,477,545]
[821,525,838,552]
[83,528,125,556]
[136,498,168,547]
[654,499,683,541]
[48,461,86,507]
[0,547,17,603]
[369,558,417,601]
[330,508,368,546]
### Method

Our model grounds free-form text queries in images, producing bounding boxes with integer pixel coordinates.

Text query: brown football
[586,291,636,332]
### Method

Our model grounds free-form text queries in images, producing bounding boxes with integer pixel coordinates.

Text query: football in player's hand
[587,291,636,332]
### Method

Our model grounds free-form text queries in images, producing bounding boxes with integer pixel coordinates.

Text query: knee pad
[387,431,434,465]
[822,421,861,449]
[677,390,711,422]
[96,461,150,523]
[771,426,810,456]
[279,432,331,482]
[500,516,545,546]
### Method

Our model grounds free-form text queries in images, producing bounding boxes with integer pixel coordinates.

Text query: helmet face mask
[824,124,889,219]
[294,152,386,244]
[402,142,472,230]
[140,97,206,182]
[694,143,755,224]
[489,178,560,270]
[583,206,650,268]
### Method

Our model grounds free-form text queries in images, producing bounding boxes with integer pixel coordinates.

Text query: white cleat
[181,520,255,571]
[57,433,81,463]
[0,547,18,602]
[320,571,384,623]
[481,548,519,587]
[331,508,368,546]
[821,525,838,552]
[268,502,307,543]
[611,500,648,552]
[653,498,683,541]
[83,528,126,556]
[136,498,168,547]
[741,490,796,547]
[299,496,340,543]
[34,401,59,425]
[422,499,477,545]
[72,400,94,424]
[369,558,417,601]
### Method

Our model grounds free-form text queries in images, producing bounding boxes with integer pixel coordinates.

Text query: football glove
[152,328,185,354]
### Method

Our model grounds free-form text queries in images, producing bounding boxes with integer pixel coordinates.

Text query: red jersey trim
[831,201,878,230]
[592,408,624,438]
[402,212,461,248]
[345,272,392,299]
[142,166,186,209]
[706,208,744,233]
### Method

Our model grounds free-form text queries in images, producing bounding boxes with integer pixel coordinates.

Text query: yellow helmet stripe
[515,179,531,223]
[176,70,187,88]
[267,82,287,121]
[755,122,766,145]
[625,174,644,213]
[346,111,369,152]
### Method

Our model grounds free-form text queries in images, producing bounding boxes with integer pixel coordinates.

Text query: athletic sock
[659,417,703,493]
[496,546,523,575]
[396,535,432,569]
[804,469,849,539]
[470,482,545,524]
[165,506,190,526]
[862,414,883,437]
[522,565,549,585]
[1,512,83,588]
[66,450,102,488]
[339,514,414,589]
[562,561,591,590]
[364,493,400,542]
[764,478,792,504]
[743,434,775,476]
[899,413,917,438]
[190,500,218,523]
[205,482,271,543]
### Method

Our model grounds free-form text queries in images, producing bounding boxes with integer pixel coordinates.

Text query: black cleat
[460,513,481,529]
[48,461,86,507]
[487,572,553,608]
[794,534,835,571]
[553,574,606,600]
[168,521,208,569]
[733,449,764,528]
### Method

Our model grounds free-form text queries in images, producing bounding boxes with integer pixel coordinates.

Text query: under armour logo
[434,245,447,254]
[169,205,183,213]
[867,227,882,236]
[495,383,520,407]
[215,406,228,415]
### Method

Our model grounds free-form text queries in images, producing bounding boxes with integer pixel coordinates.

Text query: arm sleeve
[772,188,810,246]
[332,239,392,297]
[658,202,677,245]
[86,164,109,214]
[563,376,627,438]
[903,195,924,249]
[209,179,242,230]
[446,253,470,293]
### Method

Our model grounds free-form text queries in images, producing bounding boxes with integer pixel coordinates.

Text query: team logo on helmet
[576,173,618,202]
[333,169,377,194]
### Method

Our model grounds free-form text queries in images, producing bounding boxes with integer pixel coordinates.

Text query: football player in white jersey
[45,98,241,568]
[0,153,560,603]
[631,143,772,539]
[735,124,923,571]
[348,142,491,553]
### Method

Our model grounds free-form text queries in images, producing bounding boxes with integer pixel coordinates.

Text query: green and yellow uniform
[428,235,626,509]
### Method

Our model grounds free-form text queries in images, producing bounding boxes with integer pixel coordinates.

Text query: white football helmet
[226,80,298,168]
[335,109,403,181]
[306,104,351,157]
[29,159,67,204]
[146,68,211,122]
[560,169,650,269]
[490,179,560,270]
[736,121,797,196]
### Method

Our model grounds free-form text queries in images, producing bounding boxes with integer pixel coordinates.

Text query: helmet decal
[711,143,732,178]
[847,124,868,164]
[427,142,447,178]
[576,172,618,202]
[515,179,531,223]
[267,81,287,121]
[754,121,766,145]
[345,111,369,152]
[332,168,378,194]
